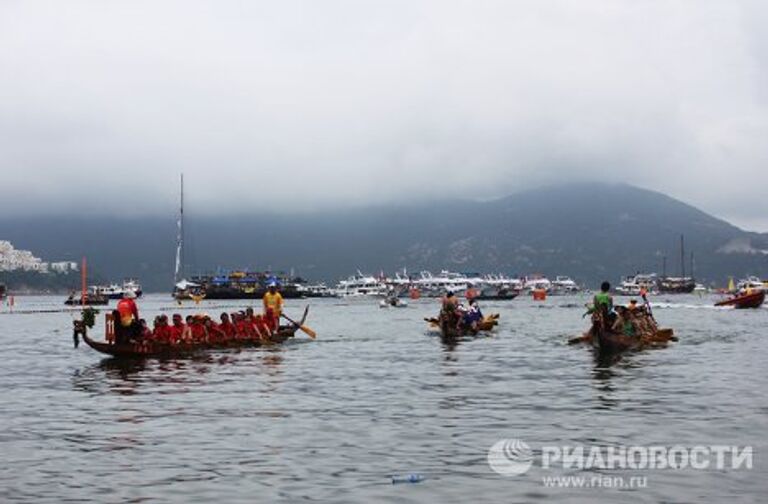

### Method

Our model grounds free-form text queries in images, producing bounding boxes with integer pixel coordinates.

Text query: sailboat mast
[690,252,695,280]
[174,173,184,284]
[680,234,686,278]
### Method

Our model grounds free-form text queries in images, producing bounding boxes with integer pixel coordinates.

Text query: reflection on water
[1,294,767,502]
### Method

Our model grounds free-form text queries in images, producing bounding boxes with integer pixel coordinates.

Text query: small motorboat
[64,293,109,306]
[715,290,766,309]
[380,297,408,308]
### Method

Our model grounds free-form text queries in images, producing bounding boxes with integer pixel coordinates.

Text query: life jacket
[235,320,249,339]
[190,323,207,343]
[206,323,224,343]
[170,323,186,344]
[220,322,236,340]
[152,326,169,343]
[263,292,283,314]
[149,326,159,342]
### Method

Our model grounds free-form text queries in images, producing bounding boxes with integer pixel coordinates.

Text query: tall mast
[690,251,695,280]
[174,173,184,284]
[680,234,686,278]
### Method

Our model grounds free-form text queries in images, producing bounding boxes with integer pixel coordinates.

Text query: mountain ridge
[1,183,766,291]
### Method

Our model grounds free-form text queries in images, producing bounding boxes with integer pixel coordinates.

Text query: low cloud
[1,0,767,229]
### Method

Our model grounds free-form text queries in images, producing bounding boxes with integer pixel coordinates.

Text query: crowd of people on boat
[113,282,285,345]
[589,281,658,338]
[440,290,484,330]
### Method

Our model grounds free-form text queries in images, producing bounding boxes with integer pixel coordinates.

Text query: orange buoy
[409,288,421,300]
[532,289,547,301]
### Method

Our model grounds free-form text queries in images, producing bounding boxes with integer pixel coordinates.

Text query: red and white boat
[715,290,766,309]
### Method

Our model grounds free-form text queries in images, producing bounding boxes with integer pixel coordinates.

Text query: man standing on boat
[263,281,284,330]
[116,290,140,342]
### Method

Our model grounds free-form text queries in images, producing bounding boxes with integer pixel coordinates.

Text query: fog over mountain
[1,184,766,292]
[1,1,768,230]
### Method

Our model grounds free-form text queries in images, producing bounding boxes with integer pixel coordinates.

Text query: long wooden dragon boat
[74,308,309,358]
[569,311,676,354]
[425,313,500,338]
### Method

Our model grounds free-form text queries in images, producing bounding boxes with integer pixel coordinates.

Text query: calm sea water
[0,294,766,503]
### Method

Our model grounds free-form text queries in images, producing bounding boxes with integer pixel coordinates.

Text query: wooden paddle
[641,292,654,320]
[568,334,590,345]
[281,308,316,339]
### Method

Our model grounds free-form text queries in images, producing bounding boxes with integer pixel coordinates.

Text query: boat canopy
[175,279,200,290]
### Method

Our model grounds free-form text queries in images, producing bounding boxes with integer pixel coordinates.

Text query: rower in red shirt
[234,313,248,340]
[204,317,224,343]
[254,314,272,340]
[219,313,237,341]
[152,315,171,343]
[169,314,186,344]
[189,316,208,343]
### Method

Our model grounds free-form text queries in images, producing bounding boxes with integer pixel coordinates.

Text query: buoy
[532,289,547,301]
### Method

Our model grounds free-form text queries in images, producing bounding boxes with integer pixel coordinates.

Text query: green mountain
[1,183,766,291]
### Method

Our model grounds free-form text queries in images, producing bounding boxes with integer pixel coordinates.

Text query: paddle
[281,308,316,339]
[641,292,654,320]
[568,334,590,345]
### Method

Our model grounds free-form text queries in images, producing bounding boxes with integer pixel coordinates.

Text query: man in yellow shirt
[263,282,284,330]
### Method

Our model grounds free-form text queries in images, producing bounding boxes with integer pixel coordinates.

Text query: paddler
[219,313,237,341]
[585,281,616,327]
[116,290,140,342]
[169,314,185,344]
[441,290,458,313]
[152,315,171,343]
[611,306,636,337]
[263,282,284,329]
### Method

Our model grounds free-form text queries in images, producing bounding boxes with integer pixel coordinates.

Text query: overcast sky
[1,1,767,230]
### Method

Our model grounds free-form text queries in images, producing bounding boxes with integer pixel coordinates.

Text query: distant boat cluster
[319,271,582,299]
[168,269,583,301]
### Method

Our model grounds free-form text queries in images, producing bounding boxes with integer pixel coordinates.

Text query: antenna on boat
[81,256,87,308]
[174,173,184,285]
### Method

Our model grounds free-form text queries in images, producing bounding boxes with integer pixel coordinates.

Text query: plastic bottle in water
[391,473,425,484]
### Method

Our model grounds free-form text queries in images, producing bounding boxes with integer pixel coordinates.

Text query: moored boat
[715,290,765,309]
[659,276,696,294]
[615,274,658,296]
[90,279,143,300]
[550,276,581,295]
[65,293,109,305]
